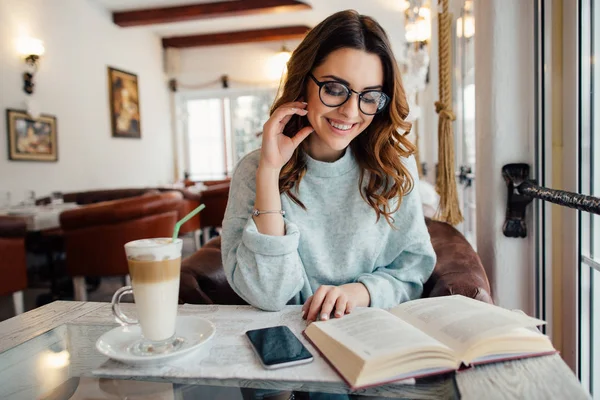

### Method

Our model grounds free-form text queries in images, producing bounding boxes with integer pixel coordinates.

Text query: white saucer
[96,316,215,365]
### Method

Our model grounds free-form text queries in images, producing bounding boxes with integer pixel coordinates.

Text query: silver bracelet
[252,209,286,217]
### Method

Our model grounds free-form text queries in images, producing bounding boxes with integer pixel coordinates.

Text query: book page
[389,295,547,355]
[314,308,454,360]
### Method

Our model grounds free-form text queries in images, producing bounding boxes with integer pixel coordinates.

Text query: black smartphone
[245,325,314,369]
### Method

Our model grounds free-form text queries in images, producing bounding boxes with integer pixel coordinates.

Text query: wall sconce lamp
[457,0,475,39]
[456,15,475,39]
[267,44,292,81]
[399,0,411,12]
[404,2,432,44]
[274,45,292,70]
[221,74,229,89]
[17,37,45,95]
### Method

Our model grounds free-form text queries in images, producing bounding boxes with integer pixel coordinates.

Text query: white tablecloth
[0,203,79,231]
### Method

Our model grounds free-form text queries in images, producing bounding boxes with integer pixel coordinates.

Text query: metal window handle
[457,165,475,187]
[421,163,476,186]
[502,163,600,238]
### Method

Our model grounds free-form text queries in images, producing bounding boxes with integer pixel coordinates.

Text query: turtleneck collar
[302,147,357,178]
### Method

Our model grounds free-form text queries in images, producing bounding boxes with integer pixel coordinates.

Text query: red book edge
[302,329,558,391]
[458,350,559,371]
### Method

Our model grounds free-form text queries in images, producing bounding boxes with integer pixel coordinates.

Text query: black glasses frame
[308,73,390,115]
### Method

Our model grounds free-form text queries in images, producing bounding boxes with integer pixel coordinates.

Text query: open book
[304,295,556,390]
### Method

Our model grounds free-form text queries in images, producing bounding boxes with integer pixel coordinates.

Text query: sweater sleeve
[221,152,305,311]
[356,156,437,309]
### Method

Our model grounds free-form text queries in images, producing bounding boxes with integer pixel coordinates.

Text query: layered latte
[125,238,182,342]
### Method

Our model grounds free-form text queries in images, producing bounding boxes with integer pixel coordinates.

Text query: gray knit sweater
[221,148,436,311]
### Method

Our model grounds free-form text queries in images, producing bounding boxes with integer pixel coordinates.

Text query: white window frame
[536,5,600,391]
[176,86,277,180]
[533,0,556,344]
[576,0,599,394]
[559,3,600,394]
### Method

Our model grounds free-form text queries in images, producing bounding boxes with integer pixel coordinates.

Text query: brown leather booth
[169,183,230,248]
[423,218,492,301]
[198,183,229,231]
[60,191,184,301]
[0,216,28,315]
[201,178,231,187]
[166,183,229,249]
[39,187,202,238]
[157,188,202,238]
[179,217,493,306]
[37,188,154,206]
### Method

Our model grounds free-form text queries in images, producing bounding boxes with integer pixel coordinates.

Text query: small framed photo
[108,67,141,138]
[6,109,58,162]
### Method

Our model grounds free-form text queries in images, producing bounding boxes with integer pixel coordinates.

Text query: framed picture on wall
[108,67,141,138]
[6,109,58,162]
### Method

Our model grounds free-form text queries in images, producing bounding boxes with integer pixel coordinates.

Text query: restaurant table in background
[0,203,81,305]
[0,203,79,232]
[0,301,591,400]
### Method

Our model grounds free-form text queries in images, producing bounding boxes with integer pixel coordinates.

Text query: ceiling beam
[113,0,311,27]
[162,25,310,48]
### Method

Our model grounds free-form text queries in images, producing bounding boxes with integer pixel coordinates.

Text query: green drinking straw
[172,204,205,241]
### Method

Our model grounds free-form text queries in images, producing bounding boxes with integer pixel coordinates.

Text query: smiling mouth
[327,119,356,131]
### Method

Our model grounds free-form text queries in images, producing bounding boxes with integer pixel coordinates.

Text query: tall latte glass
[111,238,183,356]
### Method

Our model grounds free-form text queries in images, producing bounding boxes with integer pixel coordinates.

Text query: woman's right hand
[259,101,314,171]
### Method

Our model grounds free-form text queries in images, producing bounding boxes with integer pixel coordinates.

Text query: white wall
[176,40,303,90]
[0,0,172,204]
[170,2,409,90]
[475,0,536,313]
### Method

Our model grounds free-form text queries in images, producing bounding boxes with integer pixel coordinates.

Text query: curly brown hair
[272,10,416,225]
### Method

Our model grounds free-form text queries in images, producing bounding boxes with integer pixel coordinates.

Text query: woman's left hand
[302,283,371,322]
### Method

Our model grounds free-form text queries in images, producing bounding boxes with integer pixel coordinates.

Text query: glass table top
[0,322,458,400]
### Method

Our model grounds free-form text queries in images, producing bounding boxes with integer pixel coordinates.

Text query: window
[453,0,477,247]
[186,98,227,181]
[579,0,599,395]
[229,93,275,173]
[182,89,276,181]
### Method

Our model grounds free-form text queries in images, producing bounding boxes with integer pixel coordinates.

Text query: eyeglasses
[308,73,390,115]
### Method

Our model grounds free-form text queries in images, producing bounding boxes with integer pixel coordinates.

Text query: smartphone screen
[245,326,314,369]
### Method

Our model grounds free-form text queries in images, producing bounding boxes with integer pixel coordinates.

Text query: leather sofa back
[60,192,183,277]
[0,216,28,237]
[179,217,493,305]
[156,188,201,234]
[199,183,229,228]
[0,217,27,296]
[37,188,156,206]
[60,191,182,230]
[202,178,231,186]
[40,187,202,235]
[423,218,492,303]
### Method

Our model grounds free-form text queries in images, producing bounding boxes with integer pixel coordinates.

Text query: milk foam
[125,238,182,261]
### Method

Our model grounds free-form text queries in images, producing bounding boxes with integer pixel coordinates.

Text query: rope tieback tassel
[434,101,456,121]
[435,0,464,226]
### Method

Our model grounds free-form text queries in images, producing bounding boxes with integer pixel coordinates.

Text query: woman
[221,10,436,323]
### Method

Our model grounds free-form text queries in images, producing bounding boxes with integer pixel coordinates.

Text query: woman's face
[305,47,384,162]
